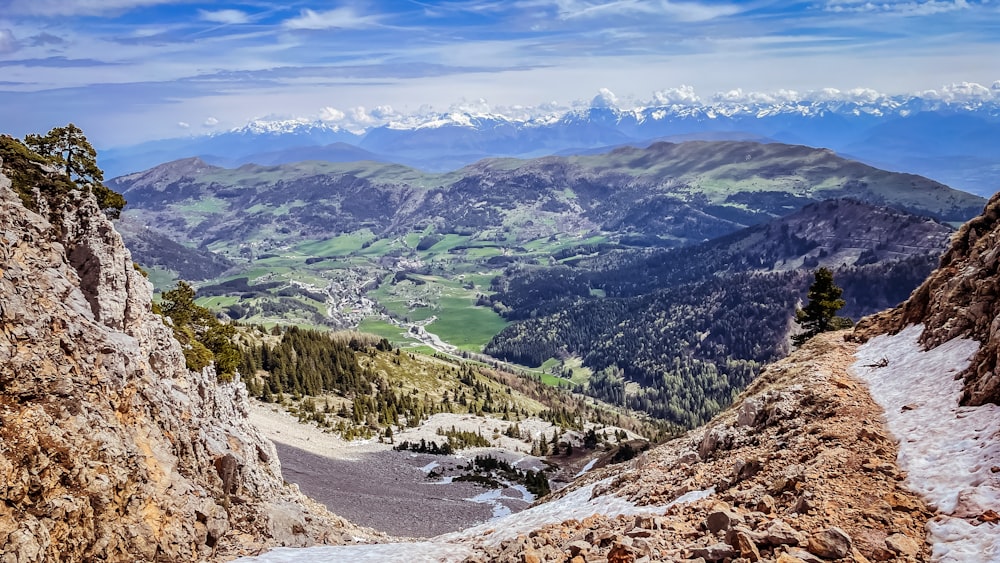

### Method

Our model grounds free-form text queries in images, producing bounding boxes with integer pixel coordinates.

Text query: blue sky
[1,0,998,147]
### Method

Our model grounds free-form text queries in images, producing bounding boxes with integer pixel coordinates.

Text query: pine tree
[794,267,849,346]
[24,124,125,218]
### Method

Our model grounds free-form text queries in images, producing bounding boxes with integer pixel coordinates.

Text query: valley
[111,141,982,427]
[4,114,1000,562]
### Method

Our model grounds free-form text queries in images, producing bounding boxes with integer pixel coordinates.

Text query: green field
[175,224,626,375]
[357,318,411,344]
[295,230,376,257]
[426,297,508,352]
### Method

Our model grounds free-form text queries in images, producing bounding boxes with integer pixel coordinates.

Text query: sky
[1,0,998,148]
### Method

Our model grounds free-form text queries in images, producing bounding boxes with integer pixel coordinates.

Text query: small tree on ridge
[793,267,849,346]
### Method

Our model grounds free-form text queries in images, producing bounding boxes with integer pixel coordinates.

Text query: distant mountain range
[109,140,984,263]
[101,87,1000,196]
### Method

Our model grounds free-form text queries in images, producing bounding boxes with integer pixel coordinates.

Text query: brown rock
[706,508,741,534]
[807,527,853,559]
[756,494,777,514]
[764,519,804,546]
[885,492,923,512]
[884,533,920,557]
[733,529,761,561]
[0,152,372,562]
[691,543,739,561]
[626,528,653,538]
[608,541,637,563]
[855,191,1000,404]
[568,540,592,556]
[785,548,825,563]
[980,510,1000,523]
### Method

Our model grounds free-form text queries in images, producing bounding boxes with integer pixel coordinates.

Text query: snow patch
[575,458,598,478]
[467,488,514,519]
[440,478,713,547]
[234,542,473,562]
[238,478,714,562]
[853,325,1000,562]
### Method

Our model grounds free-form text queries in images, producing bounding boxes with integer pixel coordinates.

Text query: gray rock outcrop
[0,169,373,561]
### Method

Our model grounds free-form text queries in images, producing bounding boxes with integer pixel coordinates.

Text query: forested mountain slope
[486,200,954,426]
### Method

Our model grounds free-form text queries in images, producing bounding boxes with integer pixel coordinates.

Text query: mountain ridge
[111,140,983,259]
[98,84,1000,196]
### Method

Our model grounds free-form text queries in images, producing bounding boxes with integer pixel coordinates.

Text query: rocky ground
[249,405,595,538]
[463,332,932,563]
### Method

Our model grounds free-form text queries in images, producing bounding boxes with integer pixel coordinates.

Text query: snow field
[853,325,1000,562]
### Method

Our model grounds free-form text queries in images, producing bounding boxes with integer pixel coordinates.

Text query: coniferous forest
[486,212,942,427]
[237,326,670,441]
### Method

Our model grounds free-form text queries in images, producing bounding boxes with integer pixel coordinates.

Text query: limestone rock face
[0,172,370,561]
[855,191,1000,405]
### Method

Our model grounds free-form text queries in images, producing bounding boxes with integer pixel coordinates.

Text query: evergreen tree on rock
[25,123,125,218]
[794,267,850,346]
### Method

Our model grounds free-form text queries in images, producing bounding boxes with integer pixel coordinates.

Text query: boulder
[807,527,853,559]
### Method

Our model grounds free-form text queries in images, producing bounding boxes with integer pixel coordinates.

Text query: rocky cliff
[0,164,374,561]
[855,191,1000,406]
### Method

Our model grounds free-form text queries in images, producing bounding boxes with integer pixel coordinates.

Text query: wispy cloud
[0,0,997,146]
[198,9,252,25]
[824,0,974,16]
[27,33,66,47]
[1,56,122,68]
[0,29,17,54]
[552,0,744,22]
[282,7,384,30]
[0,0,199,17]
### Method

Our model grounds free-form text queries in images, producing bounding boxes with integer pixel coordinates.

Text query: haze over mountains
[101,85,1000,197]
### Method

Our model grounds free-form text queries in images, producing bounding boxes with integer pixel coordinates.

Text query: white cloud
[652,85,700,105]
[450,98,493,114]
[842,87,887,103]
[318,106,345,122]
[824,0,973,16]
[4,0,198,16]
[283,7,382,30]
[177,121,190,129]
[350,106,375,123]
[590,87,619,108]
[198,9,252,25]
[203,116,219,127]
[0,29,17,54]
[553,0,743,22]
[370,105,396,119]
[920,81,996,102]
